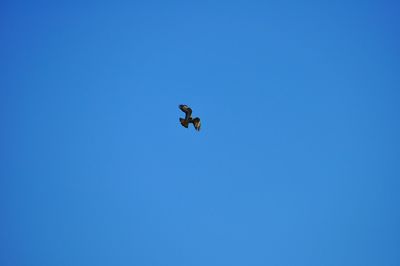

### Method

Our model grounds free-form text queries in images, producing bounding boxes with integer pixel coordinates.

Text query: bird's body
[179,104,201,131]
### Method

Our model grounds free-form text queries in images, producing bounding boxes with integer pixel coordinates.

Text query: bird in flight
[179,104,201,131]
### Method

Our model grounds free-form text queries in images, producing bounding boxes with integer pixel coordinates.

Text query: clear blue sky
[1,1,399,265]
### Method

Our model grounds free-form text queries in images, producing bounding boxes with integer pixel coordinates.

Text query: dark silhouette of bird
[179,104,201,131]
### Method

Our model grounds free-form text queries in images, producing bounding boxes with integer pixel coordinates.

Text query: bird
[179,104,201,131]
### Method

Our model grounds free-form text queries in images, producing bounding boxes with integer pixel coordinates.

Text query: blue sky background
[1,1,399,265]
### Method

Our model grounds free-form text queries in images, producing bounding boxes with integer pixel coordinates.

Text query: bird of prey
[179,104,201,131]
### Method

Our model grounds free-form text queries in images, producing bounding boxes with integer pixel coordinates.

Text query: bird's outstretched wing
[179,104,192,120]
[192,117,201,131]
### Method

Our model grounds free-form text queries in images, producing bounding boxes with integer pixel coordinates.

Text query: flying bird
[179,104,201,131]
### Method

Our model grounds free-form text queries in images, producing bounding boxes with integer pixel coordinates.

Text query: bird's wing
[192,117,201,131]
[179,105,192,120]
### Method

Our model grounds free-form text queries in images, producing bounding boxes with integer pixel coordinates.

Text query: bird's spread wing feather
[179,104,192,120]
[192,117,201,131]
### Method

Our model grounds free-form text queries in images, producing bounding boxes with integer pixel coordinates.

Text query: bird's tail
[180,118,189,128]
